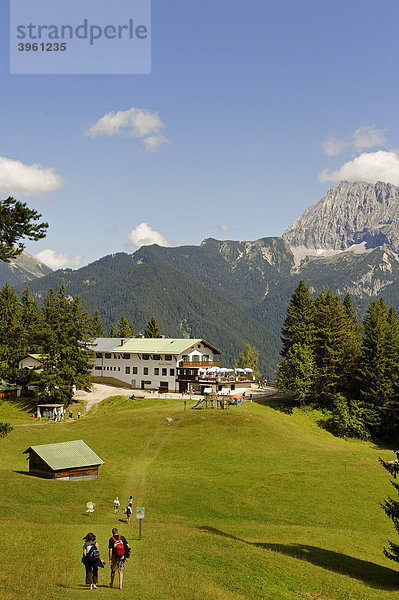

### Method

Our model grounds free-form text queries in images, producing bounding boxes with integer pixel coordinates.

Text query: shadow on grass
[198,526,399,590]
[254,391,296,414]
[13,470,52,479]
[2,396,37,412]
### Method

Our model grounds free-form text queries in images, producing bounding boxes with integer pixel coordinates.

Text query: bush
[0,422,13,438]
[330,395,369,439]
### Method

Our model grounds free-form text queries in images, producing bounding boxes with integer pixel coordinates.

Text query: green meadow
[0,394,398,600]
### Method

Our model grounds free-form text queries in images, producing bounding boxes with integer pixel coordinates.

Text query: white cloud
[319,151,399,186]
[322,126,387,156]
[0,156,64,197]
[85,106,167,151]
[218,224,232,232]
[36,249,83,270]
[142,134,167,152]
[352,126,387,152]
[128,222,176,248]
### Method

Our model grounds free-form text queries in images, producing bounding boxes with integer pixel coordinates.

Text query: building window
[162,368,167,376]
[126,367,130,374]
[143,354,150,360]
[105,353,111,359]
[182,355,188,362]
[95,366,102,371]
[133,367,138,374]
[95,353,102,359]
[123,353,130,359]
[203,355,209,361]
[153,354,161,360]
[154,368,159,375]
[170,368,175,376]
[114,367,116,371]
[165,354,172,361]
[144,367,149,375]
[118,367,120,371]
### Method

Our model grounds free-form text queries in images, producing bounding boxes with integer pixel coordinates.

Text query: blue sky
[1,0,399,268]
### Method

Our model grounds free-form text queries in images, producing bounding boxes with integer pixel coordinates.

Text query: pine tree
[144,316,160,338]
[108,324,116,337]
[380,455,399,563]
[313,290,350,406]
[380,308,399,441]
[20,286,43,354]
[90,310,104,337]
[281,280,316,357]
[0,283,24,375]
[0,196,48,262]
[276,343,315,406]
[340,293,362,395]
[358,298,390,436]
[38,287,94,405]
[118,315,133,337]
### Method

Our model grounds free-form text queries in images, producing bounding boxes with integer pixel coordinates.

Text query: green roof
[23,440,104,471]
[119,338,203,354]
[93,338,222,355]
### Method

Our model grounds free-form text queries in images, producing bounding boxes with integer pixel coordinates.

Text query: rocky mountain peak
[283,181,399,253]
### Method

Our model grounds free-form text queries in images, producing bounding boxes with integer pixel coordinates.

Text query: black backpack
[87,544,100,563]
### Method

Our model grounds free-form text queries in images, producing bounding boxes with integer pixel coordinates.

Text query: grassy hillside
[0,394,398,599]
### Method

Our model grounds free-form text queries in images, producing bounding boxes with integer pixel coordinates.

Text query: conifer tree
[276,343,315,406]
[358,298,390,436]
[0,283,24,374]
[0,196,48,262]
[20,286,43,353]
[90,310,104,337]
[38,287,93,405]
[118,315,133,337]
[281,280,315,357]
[380,455,399,563]
[144,316,161,338]
[313,290,350,406]
[108,323,116,337]
[340,293,362,394]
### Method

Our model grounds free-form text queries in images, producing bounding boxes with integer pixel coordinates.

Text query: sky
[1,0,399,269]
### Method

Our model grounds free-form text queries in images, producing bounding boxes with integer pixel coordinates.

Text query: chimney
[120,339,125,346]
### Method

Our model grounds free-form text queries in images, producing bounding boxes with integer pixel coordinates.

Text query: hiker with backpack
[108,528,130,590]
[82,532,105,590]
[124,504,132,524]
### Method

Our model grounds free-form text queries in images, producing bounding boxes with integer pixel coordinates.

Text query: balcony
[181,360,221,368]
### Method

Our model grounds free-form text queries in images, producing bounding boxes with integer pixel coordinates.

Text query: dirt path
[73,383,135,414]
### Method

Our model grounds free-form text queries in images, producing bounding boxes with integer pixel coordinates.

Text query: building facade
[90,338,222,392]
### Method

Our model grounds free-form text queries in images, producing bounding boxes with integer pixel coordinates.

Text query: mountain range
[7,180,399,376]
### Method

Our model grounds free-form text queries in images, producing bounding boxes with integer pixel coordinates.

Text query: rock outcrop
[283,181,399,252]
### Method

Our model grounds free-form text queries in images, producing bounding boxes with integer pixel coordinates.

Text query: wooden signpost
[136,506,145,540]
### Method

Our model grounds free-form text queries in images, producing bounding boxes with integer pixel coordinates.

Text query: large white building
[91,338,222,392]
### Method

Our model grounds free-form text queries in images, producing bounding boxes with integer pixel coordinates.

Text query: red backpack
[112,535,125,557]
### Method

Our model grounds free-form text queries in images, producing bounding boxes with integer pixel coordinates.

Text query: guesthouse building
[90,337,222,392]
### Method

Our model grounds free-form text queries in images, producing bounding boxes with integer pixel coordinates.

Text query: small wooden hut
[23,440,104,480]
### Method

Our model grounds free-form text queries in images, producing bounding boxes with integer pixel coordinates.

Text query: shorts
[111,556,125,572]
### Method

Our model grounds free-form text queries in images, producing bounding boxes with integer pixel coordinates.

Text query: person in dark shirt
[108,527,130,590]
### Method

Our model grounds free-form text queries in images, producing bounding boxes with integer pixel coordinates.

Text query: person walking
[128,495,133,508]
[113,496,120,514]
[125,504,132,524]
[77,410,81,419]
[82,532,105,590]
[108,528,130,590]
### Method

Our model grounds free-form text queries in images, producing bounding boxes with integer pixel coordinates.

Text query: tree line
[276,280,399,443]
[0,282,162,407]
